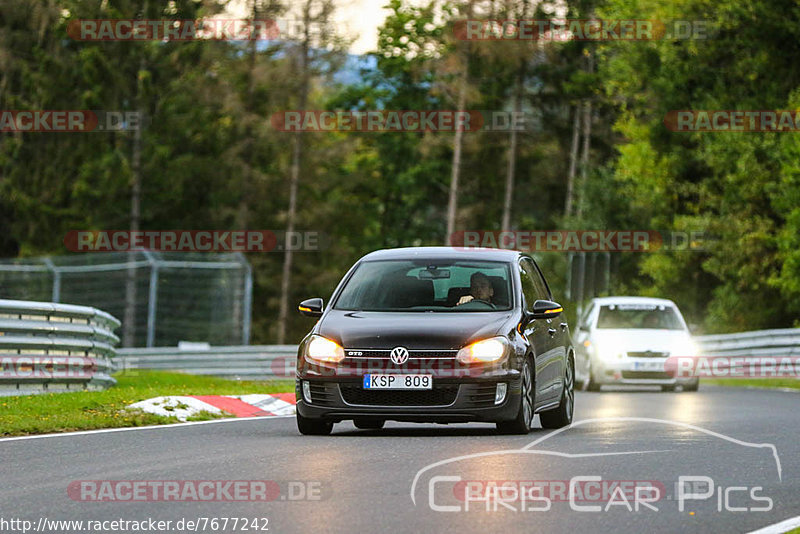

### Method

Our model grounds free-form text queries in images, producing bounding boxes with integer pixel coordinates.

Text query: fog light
[495,383,508,405]
[302,380,312,403]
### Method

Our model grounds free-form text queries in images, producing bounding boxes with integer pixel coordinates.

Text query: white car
[574,296,700,392]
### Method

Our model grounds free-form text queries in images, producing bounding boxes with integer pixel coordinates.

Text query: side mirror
[298,297,324,318]
[531,299,563,319]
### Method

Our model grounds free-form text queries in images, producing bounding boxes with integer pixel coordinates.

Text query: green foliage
[0,371,293,437]
[1,0,799,340]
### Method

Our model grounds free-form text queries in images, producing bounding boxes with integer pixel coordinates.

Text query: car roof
[359,246,522,262]
[590,296,677,307]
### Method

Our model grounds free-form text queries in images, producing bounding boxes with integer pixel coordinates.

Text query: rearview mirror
[418,268,450,279]
[531,299,563,319]
[298,297,324,317]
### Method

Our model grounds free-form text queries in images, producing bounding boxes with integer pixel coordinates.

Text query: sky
[330,0,393,54]
[223,0,394,54]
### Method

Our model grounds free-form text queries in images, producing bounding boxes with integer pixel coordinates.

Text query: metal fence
[116,345,297,380]
[0,299,119,395]
[696,328,800,358]
[112,328,800,381]
[0,252,252,348]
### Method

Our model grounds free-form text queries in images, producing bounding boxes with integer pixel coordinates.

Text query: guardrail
[114,328,800,381]
[115,345,297,380]
[696,328,800,358]
[0,299,120,395]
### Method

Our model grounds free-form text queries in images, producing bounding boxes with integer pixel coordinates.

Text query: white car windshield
[596,304,684,330]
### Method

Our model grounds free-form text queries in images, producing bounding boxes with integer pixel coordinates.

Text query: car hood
[317,309,514,350]
[589,328,695,354]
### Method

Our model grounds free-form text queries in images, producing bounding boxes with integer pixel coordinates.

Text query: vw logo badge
[390,346,409,365]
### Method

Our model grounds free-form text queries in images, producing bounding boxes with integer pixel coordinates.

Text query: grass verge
[702,378,800,390]
[0,371,294,437]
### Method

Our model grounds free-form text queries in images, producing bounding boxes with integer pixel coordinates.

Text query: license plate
[634,361,665,371]
[363,374,432,390]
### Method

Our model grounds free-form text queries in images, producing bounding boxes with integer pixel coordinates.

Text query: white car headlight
[598,348,624,361]
[592,342,623,361]
[672,338,700,357]
[456,336,509,364]
[305,335,345,363]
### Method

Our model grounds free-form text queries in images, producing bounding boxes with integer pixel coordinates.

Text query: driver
[457,272,494,306]
[642,311,661,328]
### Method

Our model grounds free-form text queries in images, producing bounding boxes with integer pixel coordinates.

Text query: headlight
[456,336,509,364]
[672,339,699,357]
[305,335,345,363]
[594,343,623,361]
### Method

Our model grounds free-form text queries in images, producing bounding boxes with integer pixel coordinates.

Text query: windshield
[596,304,685,330]
[334,259,512,312]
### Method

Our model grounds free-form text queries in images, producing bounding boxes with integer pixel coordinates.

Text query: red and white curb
[128,394,296,421]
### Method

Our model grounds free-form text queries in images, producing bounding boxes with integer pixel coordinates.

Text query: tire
[540,355,575,429]
[661,385,676,392]
[585,360,601,392]
[683,379,699,392]
[297,413,333,435]
[496,358,535,435]
[353,418,385,430]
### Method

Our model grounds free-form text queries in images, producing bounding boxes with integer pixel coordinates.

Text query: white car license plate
[634,360,665,371]
[363,374,432,390]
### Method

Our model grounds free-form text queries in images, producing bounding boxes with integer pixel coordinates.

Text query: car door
[518,258,560,405]
[526,257,566,400]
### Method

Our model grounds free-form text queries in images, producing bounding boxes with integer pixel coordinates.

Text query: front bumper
[592,357,694,386]
[295,374,521,424]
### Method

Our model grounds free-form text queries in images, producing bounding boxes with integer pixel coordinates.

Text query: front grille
[308,382,337,406]
[344,349,457,360]
[622,371,672,379]
[340,385,459,406]
[627,351,669,359]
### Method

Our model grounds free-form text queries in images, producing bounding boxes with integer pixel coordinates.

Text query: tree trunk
[445,81,466,244]
[123,50,146,347]
[564,104,581,218]
[236,0,260,230]
[576,52,593,220]
[445,0,474,245]
[501,77,521,230]
[500,0,531,230]
[277,1,311,344]
[575,99,592,220]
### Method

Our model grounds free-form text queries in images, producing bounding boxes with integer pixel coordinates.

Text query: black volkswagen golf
[295,247,574,435]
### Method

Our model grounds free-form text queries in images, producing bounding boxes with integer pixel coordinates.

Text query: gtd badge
[390,346,410,365]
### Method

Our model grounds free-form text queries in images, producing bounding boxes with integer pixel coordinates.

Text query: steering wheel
[460,299,496,310]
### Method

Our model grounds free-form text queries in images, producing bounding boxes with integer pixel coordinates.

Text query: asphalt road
[1,386,798,534]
